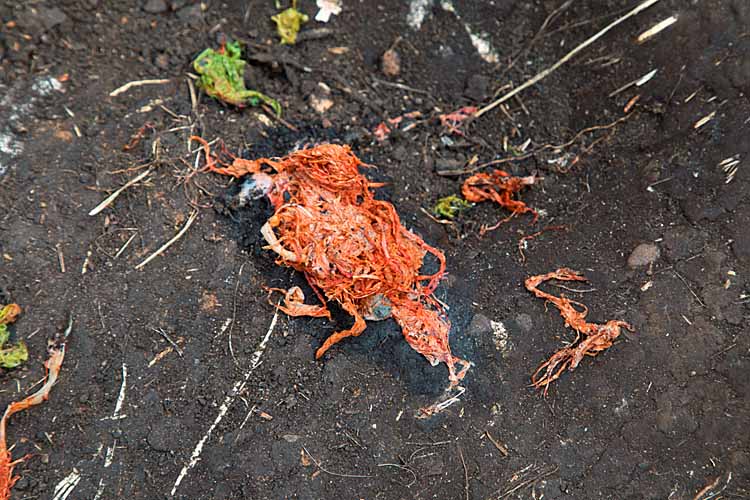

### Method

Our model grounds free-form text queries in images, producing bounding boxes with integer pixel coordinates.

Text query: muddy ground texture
[1,0,749,498]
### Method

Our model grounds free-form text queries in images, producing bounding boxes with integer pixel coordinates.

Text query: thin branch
[475,0,661,118]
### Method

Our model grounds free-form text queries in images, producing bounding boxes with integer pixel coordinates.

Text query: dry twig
[475,0,661,118]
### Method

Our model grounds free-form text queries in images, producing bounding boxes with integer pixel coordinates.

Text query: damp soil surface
[1,0,749,498]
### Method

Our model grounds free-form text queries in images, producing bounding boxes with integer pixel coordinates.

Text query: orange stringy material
[525,268,632,395]
[193,138,470,386]
[0,305,66,500]
[462,170,539,231]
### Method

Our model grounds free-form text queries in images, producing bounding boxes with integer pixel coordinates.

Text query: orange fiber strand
[525,268,632,395]
[0,335,67,500]
[197,139,470,387]
[462,170,539,231]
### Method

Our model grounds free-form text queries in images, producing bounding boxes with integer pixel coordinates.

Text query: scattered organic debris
[193,41,281,115]
[373,111,422,141]
[525,268,632,394]
[315,0,342,23]
[0,305,28,369]
[518,226,567,263]
[0,316,70,500]
[272,1,309,45]
[193,139,470,387]
[692,471,732,500]
[439,106,477,136]
[433,195,471,219]
[462,170,539,232]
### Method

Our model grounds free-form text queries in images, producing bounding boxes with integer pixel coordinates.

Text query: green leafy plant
[193,41,282,116]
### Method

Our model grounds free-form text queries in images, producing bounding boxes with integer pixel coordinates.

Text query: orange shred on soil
[461,170,539,232]
[524,268,632,395]
[0,305,66,500]
[193,138,470,386]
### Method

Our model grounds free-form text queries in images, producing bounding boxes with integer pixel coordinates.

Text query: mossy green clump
[433,195,472,219]
[0,304,28,369]
[193,41,282,116]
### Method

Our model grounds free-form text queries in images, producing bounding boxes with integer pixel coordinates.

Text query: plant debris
[272,1,309,45]
[0,305,28,370]
[315,0,342,22]
[0,317,69,500]
[433,195,471,219]
[439,106,477,135]
[372,111,422,141]
[525,268,632,394]
[461,170,539,231]
[193,41,281,115]
[194,139,470,387]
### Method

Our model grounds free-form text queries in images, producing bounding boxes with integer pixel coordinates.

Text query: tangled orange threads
[525,268,632,395]
[462,170,539,232]
[205,141,470,387]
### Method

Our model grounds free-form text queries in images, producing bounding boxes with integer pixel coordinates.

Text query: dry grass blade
[475,0,661,118]
[88,169,152,216]
[135,210,198,270]
[109,78,171,97]
[636,15,678,44]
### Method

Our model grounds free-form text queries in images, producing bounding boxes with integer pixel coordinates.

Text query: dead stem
[475,0,661,118]
[135,210,198,270]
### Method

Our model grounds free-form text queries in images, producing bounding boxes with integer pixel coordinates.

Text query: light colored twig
[109,79,171,97]
[135,210,198,270]
[170,310,278,497]
[475,0,661,118]
[637,15,678,44]
[89,169,152,216]
[459,446,469,500]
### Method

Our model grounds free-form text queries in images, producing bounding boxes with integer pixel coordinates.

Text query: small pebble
[627,243,660,268]
[381,48,400,77]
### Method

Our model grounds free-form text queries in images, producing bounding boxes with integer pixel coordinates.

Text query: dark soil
[1,0,749,499]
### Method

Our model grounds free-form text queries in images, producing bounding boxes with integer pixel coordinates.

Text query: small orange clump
[193,138,470,387]
[525,268,632,395]
[462,170,539,232]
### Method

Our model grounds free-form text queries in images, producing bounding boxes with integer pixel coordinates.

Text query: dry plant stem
[88,169,152,216]
[459,446,469,500]
[474,0,661,118]
[135,210,198,270]
[525,268,633,394]
[485,431,509,456]
[440,114,632,176]
[170,310,278,497]
[109,79,171,97]
[301,446,372,479]
[500,0,573,80]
